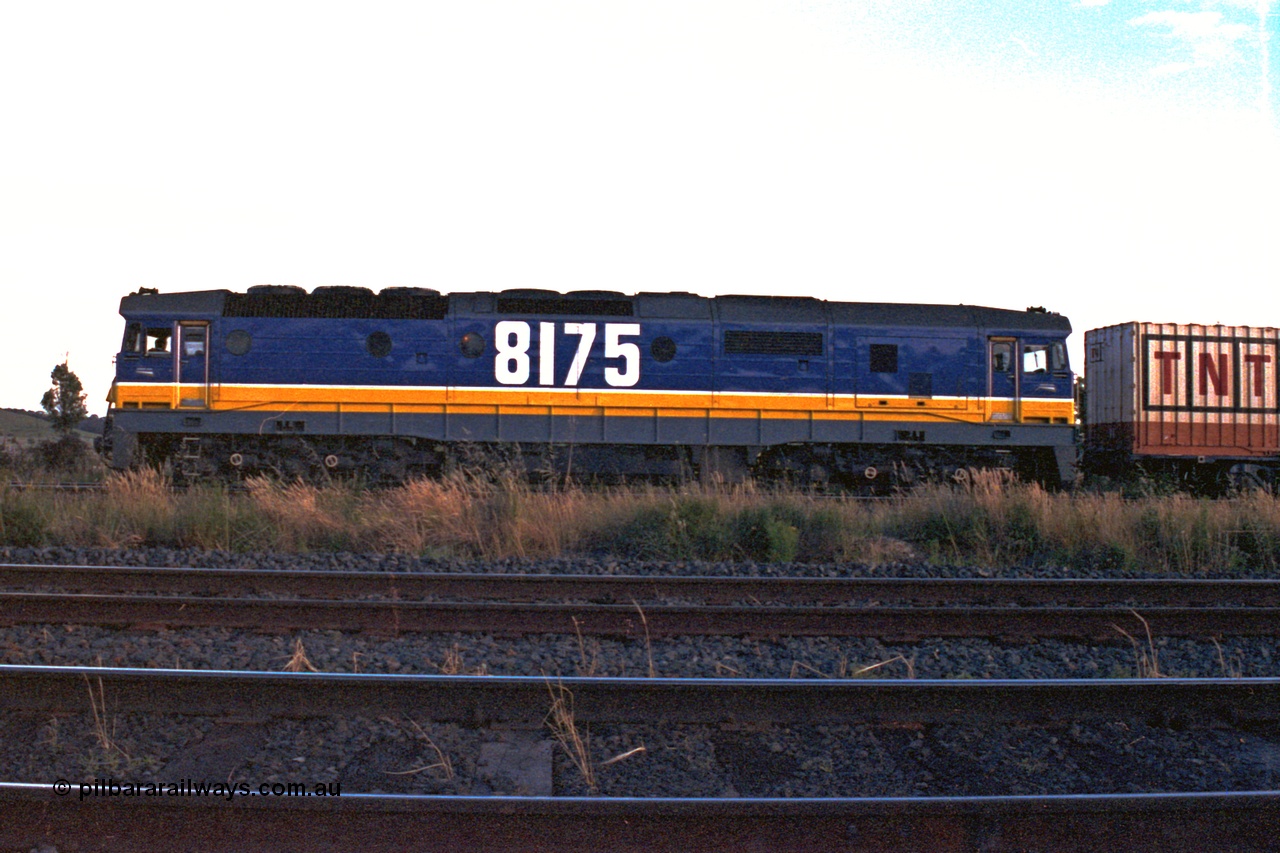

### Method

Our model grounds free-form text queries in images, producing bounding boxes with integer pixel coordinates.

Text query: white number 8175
[494,321,640,388]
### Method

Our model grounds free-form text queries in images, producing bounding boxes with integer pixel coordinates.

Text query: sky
[1,0,1277,415]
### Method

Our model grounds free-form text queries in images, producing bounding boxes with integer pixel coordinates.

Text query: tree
[41,361,87,434]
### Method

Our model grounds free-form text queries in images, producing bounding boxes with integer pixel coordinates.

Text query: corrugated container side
[1084,324,1137,459]
[1086,322,1280,460]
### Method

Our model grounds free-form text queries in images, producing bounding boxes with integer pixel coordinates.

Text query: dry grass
[1212,638,1245,678]
[282,637,319,672]
[790,660,832,678]
[842,535,920,567]
[366,472,625,558]
[431,643,488,676]
[851,654,916,679]
[382,717,455,781]
[1112,611,1162,678]
[245,478,355,551]
[7,471,1280,573]
[573,618,601,677]
[104,467,171,507]
[545,680,596,792]
[788,655,851,679]
[632,601,657,678]
[91,469,175,547]
[600,745,647,766]
[787,653,916,679]
[438,644,464,675]
[84,673,130,761]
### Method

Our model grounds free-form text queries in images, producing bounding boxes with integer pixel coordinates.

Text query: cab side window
[1020,342,1069,374]
[122,323,145,355]
[1022,344,1049,374]
[183,327,206,358]
[1051,342,1067,372]
[146,328,171,356]
[991,342,1013,374]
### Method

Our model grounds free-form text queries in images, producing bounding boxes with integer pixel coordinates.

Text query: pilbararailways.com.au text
[55,778,341,801]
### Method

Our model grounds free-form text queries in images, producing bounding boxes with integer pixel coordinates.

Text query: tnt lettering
[1245,353,1271,399]
[1199,352,1229,398]
[1152,350,1181,395]
[1145,335,1277,410]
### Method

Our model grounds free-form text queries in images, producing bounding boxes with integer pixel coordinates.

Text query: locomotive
[99,285,1078,487]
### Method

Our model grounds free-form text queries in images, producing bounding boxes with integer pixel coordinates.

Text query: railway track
[3,481,106,492]
[2,480,900,497]
[5,591,1280,640]
[2,784,1276,853]
[1,665,1278,851]
[3,665,1279,724]
[7,563,1280,605]
[4,564,1280,640]
[6,564,1279,850]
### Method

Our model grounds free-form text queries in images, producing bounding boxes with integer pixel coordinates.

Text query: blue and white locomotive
[101,286,1076,486]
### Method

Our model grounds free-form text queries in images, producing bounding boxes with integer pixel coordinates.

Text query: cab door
[175,322,210,408]
[987,336,1018,422]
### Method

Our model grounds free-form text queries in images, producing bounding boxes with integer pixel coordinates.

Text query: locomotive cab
[115,320,210,409]
[986,337,1072,424]
[109,289,224,412]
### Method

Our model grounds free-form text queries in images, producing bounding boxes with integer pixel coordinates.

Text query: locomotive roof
[120,288,1070,333]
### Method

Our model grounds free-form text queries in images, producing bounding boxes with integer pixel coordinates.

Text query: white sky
[2,1,1277,414]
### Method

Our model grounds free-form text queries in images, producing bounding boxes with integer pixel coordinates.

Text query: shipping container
[1084,322,1280,481]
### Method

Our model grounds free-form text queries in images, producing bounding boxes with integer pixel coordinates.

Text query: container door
[987,337,1018,422]
[176,322,209,408]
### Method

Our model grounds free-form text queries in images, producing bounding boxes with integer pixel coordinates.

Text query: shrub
[731,505,802,563]
[36,435,91,472]
[0,488,48,546]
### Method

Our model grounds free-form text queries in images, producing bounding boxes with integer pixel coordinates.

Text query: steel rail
[1,784,1276,853]
[4,563,1280,606]
[2,666,1276,725]
[2,482,106,492]
[2,591,1279,640]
